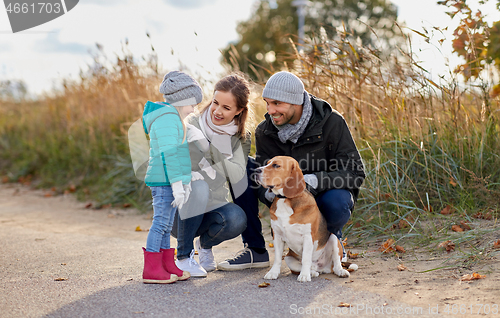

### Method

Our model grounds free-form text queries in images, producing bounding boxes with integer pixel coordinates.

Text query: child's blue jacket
[142,101,191,187]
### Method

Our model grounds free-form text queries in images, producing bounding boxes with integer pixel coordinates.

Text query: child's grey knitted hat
[159,71,203,106]
[262,71,305,105]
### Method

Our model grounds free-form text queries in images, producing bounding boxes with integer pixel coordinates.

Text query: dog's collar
[276,194,287,199]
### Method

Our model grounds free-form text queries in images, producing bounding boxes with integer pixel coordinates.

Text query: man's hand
[265,188,276,202]
[303,174,318,189]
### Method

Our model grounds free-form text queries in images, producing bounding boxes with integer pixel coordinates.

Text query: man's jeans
[173,201,247,260]
[236,157,354,248]
[146,186,176,252]
[316,189,353,240]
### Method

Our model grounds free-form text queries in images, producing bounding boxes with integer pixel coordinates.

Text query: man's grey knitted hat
[262,71,305,105]
[159,71,203,106]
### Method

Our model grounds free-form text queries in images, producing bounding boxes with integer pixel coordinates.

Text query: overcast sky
[1,0,499,96]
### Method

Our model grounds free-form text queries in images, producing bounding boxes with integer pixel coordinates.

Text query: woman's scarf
[197,108,239,179]
[272,91,312,144]
[199,108,238,159]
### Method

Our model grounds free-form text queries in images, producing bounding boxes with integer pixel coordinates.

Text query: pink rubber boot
[142,247,178,284]
[161,248,191,281]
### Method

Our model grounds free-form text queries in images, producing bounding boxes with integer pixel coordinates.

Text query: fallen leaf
[397,264,408,271]
[459,221,471,231]
[438,240,455,253]
[379,239,395,253]
[44,193,53,198]
[54,278,67,281]
[493,240,500,249]
[472,212,483,219]
[85,203,93,209]
[440,205,454,215]
[61,263,66,266]
[135,226,142,232]
[451,225,463,232]
[449,178,458,186]
[395,245,406,253]
[1,176,9,183]
[68,184,76,192]
[472,211,493,220]
[258,282,270,288]
[123,203,131,208]
[347,250,359,259]
[460,272,486,281]
[269,243,274,248]
[398,219,409,229]
[338,302,351,307]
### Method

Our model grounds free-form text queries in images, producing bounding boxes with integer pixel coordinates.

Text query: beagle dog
[256,156,357,282]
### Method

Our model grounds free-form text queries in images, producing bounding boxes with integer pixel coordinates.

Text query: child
[141,71,203,284]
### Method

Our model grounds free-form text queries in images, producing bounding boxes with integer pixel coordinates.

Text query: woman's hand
[191,171,204,181]
[186,123,210,152]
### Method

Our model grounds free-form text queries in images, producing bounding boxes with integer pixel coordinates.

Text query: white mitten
[186,123,210,152]
[171,181,185,209]
[183,182,192,204]
[191,171,204,181]
[303,174,318,189]
[265,188,276,202]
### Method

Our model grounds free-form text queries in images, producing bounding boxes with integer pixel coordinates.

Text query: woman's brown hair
[200,73,254,139]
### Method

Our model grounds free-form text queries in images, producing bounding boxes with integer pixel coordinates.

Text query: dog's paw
[311,270,319,277]
[334,268,350,278]
[297,272,311,282]
[264,270,280,280]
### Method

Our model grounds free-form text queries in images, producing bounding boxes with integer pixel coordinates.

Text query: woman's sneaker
[195,238,216,272]
[175,249,207,277]
[217,244,269,271]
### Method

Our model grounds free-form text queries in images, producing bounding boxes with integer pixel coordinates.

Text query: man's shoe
[217,245,270,271]
[175,249,207,277]
[195,238,216,272]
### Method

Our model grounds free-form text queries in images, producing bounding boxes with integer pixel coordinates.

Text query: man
[217,71,365,270]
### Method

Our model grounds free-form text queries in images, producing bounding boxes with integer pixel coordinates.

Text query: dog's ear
[284,161,305,198]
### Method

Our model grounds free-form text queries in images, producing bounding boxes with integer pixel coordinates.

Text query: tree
[221,0,402,80]
[438,0,500,97]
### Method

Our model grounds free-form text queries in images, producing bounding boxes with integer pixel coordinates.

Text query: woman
[172,73,254,277]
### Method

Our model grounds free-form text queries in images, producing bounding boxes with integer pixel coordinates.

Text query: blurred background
[1,0,499,248]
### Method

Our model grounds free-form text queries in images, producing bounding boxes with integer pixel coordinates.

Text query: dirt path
[1,183,498,317]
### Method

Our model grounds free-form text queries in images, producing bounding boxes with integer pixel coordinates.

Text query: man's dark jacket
[255,94,365,207]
